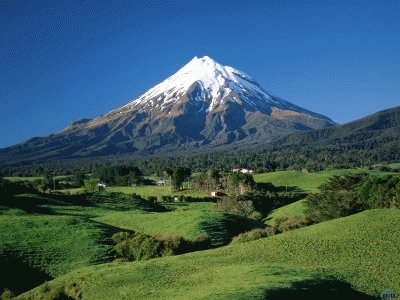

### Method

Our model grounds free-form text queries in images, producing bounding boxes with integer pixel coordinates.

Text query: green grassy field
[3,167,400,299]
[19,209,399,299]
[107,186,208,198]
[254,168,397,193]
[254,171,330,193]
[0,191,260,296]
[94,201,261,246]
[388,162,400,169]
[58,185,209,198]
[4,175,72,182]
[264,199,308,226]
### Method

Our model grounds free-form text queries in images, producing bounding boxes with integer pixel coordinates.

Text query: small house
[232,168,254,174]
[97,183,106,191]
[240,169,253,174]
[211,191,226,197]
[156,179,166,186]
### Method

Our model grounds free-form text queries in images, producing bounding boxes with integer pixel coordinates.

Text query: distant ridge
[267,106,400,166]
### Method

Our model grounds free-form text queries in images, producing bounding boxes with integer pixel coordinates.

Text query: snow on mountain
[0,56,336,163]
[116,56,284,113]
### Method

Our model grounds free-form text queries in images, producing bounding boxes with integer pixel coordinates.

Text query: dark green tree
[72,170,85,187]
[172,167,191,191]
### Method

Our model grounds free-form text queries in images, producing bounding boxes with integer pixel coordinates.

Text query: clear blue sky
[1,0,399,148]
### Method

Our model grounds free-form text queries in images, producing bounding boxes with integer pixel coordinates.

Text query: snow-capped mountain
[0,56,335,164]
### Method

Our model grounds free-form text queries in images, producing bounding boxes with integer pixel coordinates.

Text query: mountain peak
[0,57,336,163]
[124,55,266,111]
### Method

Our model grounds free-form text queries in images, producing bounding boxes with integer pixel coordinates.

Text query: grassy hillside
[263,199,308,226]
[20,209,399,299]
[254,171,330,193]
[94,202,261,247]
[254,168,397,193]
[0,192,261,296]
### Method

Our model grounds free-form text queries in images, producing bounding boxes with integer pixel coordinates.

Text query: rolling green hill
[19,209,399,299]
[263,199,308,226]
[0,192,261,296]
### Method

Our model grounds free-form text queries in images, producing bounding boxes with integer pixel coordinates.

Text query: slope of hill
[0,56,334,166]
[19,209,399,299]
[275,106,400,152]
[0,192,261,296]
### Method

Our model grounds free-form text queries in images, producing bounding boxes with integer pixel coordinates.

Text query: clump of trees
[216,188,304,221]
[190,171,255,194]
[112,231,211,261]
[307,174,400,223]
[94,165,145,186]
[169,167,191,191]
[0,178,34,196]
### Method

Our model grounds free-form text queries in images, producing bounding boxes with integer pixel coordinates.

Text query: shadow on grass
[199,213,264,247]
[276,185,306,193]
[0,252,53,295]
[1,194,61,215]
[265,278,376,300]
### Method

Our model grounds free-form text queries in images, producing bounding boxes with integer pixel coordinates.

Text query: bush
[248,211,263,221]
[161,195,173,202]
[275,216,309,233]
[113,232,162,261]
[231,227,276,244]
[112,232,211,261]
[307,175,366,223]
[216,196,255,217]
[147,196,157,203]
[307,174,399,223]
[83,178,98,193]
[359,175,400,209]
[0,289,15,300]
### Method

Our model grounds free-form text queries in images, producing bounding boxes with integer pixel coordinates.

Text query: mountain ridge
[0,56,335,165]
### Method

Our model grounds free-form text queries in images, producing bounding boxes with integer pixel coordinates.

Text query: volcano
[0,56,335,165]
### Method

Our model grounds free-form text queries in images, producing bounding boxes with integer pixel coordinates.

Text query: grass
[254,167,398,193]
[94,202,262,246]
[388,162,400,169]
[254,171,330,193]
[4,175,72,182]
[58,185,209,198]
[20,209,400,299]
[0,191,261,295]
[263,199,308,226]
[107,186,208,198]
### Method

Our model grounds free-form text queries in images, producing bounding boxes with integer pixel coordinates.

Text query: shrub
[307,175,366,223]
[0,289,15,300]
[147,196,157,203]
[248,211,263,221]
[308,174,399,223]
[216,196,255,217]
[83,178,98,193]
[161,195,173,202]
[231,227,275,244]
[113,232,162,261]
[275,216,309,233]
[358,175,400,209]
[112,232,211,261]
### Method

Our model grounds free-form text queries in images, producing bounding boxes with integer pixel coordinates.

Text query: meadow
[2,166,399,299]
[254,167,397,193]
[0,191,260,296]
[20,209,399,299]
